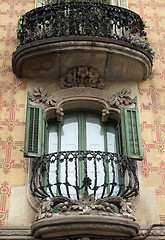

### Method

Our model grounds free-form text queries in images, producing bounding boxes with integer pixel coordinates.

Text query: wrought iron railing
[30,150,139,200]
[17,1,146,47]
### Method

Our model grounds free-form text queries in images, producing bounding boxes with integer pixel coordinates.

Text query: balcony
[12,1,153,81]
[30,150,140,239]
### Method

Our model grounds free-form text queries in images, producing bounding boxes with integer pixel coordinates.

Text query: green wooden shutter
[116,120,123,155]
[24,92,45,157]
[120,97,143,160]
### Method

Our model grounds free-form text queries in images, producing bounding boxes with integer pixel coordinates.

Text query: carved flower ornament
[36,193,136,222]
[32,87,56,107]
[59,66,105,90]
[31,87,134,110]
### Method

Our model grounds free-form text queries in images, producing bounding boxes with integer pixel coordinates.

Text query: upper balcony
[12,1,153,81]
[30,150,139,239]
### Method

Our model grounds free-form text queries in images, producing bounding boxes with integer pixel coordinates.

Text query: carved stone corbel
[102,109,110,122]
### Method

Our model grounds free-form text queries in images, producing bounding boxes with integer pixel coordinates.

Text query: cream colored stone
[8,186,36,226]
[136,186,160,228]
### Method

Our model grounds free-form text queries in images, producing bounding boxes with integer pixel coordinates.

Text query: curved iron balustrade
[17,1,146,46]
[30,150,139,200]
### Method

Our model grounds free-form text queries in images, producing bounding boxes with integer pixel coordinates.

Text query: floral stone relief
[36,192,136,222]
[31,87,134,111]
[59,66,105,90]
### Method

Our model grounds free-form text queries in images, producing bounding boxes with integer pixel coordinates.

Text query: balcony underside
[12,36,152,81]
[32,215,139,239]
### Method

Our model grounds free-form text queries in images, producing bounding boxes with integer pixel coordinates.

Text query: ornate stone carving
[59,66,105,90]
[31,87,134,124]
[32,87,56,107]
[36,199,54,221]
[30,87,64,121]
[109,88,133,109]
[31,87,133,111]
[36,193,136,221]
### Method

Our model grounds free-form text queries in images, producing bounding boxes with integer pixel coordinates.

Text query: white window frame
[111,0,128,8]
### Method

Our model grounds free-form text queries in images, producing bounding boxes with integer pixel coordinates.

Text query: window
[25,93,142,199]
[48,112,118,198]
[24,93,143,160]
[111,0,128,8]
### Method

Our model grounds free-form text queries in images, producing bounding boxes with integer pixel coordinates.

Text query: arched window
[48,112,118,198]
[24,93,143,160]
[25,93,142,199]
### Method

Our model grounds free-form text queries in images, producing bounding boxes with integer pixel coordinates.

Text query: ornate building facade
[0,0,165,239]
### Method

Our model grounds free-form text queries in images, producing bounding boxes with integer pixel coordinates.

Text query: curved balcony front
[30,150,139,239]
[30,150,139,200]
[12,2,153,81]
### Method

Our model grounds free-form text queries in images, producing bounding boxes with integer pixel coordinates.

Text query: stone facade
[0,0,165,239]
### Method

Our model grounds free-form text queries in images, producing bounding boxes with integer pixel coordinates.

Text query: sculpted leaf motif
[59,66,104,90]
[32,87,56,107]
[109,88,133,109]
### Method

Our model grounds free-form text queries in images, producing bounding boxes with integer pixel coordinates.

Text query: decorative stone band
[31,215,139,239]
[31,84,134,122]
[35,194,136,222]
[0,226,165,239]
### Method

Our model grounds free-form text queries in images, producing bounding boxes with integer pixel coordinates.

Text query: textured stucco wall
[0,0,34,225]
[128,0,165,227]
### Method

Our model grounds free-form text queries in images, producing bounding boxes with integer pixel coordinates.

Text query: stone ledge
[31,215,139,239]
[12,36,152,81]
[0,226,165,239]
[0,226,35,240]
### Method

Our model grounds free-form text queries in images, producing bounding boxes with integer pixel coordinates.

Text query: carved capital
[59,66,105,90]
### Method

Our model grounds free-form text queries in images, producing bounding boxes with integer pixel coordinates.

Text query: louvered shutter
[116,120,123,155]
[120,97,143,160]
[24,92,45,157]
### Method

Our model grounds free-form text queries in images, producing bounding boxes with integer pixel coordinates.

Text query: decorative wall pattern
[129,0,165,224]
[0,0,34,225]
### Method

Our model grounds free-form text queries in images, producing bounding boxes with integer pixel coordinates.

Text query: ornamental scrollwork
[59,66,105,90]
[36,193,136,221]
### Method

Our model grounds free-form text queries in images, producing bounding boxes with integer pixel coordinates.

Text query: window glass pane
[61,115,78,151]
[60,115,78,198]
[48,122,58,195]
[86,114,105,198]
[111,0,128,7]
[86,114,104,151]
[48,122,58,153]
[107,124,116,153]
[107,123,119,195]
